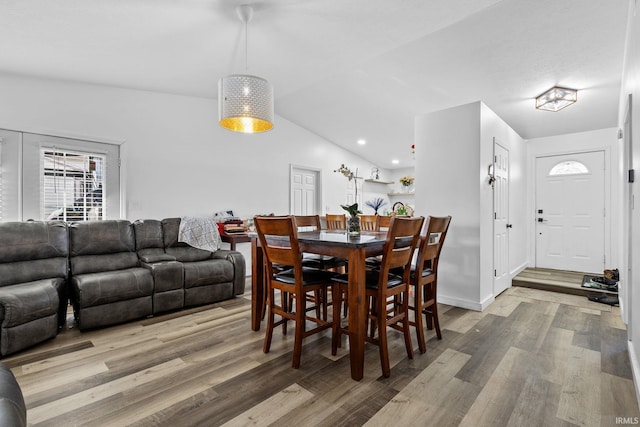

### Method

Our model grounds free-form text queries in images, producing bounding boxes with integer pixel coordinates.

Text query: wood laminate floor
[4,284,638,427]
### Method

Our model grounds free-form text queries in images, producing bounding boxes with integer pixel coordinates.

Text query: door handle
[506,224,513,228]
[537,218,547,223]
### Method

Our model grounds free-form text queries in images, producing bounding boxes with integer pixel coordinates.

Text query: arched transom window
[548,160,589,176]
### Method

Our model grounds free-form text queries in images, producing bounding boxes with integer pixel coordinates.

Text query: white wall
[619,0,640,409]
[0,72,388,271]
[415,101,527,311]
[416,102,482,309]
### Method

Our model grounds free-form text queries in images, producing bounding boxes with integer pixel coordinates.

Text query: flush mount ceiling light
[535,86,577,112]
[218,5,274,133]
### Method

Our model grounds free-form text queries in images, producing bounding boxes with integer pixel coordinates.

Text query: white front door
[494,142,510,295]
[535,151,605,273]
[290,166,320,215]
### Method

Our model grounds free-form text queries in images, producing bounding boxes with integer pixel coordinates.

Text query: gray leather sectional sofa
[0,218,245,356]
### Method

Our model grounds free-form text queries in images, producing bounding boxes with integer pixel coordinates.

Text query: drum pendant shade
[219,74,274,133]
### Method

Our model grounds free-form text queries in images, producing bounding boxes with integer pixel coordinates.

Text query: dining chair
[359,214,380,231]
[377,215,392,230]
[331,216,424,377]
[325,213,347,230]
[409,216,452,353]
[254,215,335,368]
[294,215,346,319]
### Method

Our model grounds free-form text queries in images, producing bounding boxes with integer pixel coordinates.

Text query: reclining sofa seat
[161,218,246,306]
[69,220,153,330]
[0,221,67,356]
[133,219,184,314]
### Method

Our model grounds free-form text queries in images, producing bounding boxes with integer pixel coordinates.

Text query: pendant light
[218,5,274,133]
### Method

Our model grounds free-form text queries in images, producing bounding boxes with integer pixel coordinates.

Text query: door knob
[537,218,547,222]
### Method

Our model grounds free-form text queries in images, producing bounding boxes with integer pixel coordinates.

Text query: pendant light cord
[244,13,248,72]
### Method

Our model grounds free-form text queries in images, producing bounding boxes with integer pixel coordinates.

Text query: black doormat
[582,275,618,292]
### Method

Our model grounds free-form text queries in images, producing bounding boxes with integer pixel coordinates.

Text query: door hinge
[494,269,497,277]
[494,212,497,220]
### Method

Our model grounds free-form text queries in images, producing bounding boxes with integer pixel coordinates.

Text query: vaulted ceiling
[0,0,629,168]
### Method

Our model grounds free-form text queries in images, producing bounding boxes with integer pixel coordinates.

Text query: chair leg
[331,284,342,355]
[292,290,305,369]
[413,284,426,354]
[430,302,442,339]
[282,291,289,335]
[401,292,413,360]
[376,297,391,378]
[263,286,276,353]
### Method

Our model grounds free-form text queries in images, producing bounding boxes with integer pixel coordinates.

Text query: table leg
[251,238,264,331]
[347,247,367,381]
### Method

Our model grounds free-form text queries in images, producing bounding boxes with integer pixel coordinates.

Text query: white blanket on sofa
[178,216,221,253]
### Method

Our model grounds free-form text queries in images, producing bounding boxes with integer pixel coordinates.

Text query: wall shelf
[388,191,414,196]
[365,178,394,184]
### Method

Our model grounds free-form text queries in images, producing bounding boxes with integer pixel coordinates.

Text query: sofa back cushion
[162,218,212,262]
[69,220,139,275]
[0,221,68,287]
[133,219,176,262]
[134,219,164,250]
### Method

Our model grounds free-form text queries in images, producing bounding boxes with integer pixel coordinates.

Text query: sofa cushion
[70,220,139,274]
[162,218,212,262]
[183,259,234,289]
[70,220,136,256]
[0,221,68,286]
[72,268,153,307]
[0,280,59,328]
[133,219,165,250]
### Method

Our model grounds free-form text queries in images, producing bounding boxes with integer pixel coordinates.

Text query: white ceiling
[0,0,630,168]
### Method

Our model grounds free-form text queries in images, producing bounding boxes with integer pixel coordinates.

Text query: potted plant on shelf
[399,175,414,193]
[365,197,388,215]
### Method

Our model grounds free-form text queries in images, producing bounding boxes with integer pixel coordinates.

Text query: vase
[401,184,412,193]
[347,215,361,237]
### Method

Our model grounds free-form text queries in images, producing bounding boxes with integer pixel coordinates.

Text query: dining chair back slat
[325,214,347,230]
[359,214,379,231]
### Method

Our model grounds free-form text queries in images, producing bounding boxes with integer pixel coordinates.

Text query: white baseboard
[438,294,488,312]
[510,261,529,278]
[628,339,640,412]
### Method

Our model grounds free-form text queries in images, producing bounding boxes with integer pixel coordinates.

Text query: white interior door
[494,142,510,295]
[290,166,320,215]
[535,151,605,273]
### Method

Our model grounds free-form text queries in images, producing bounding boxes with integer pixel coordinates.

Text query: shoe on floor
[588,293,619,306]
[604,268,620,281]
[591,276,618,287]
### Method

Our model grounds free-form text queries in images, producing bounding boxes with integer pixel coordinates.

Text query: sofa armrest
[139,254,176,263]
[0,363,26,427]
[211,250,246,295]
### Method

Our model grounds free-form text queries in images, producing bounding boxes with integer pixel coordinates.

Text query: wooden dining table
[250,229,388,381]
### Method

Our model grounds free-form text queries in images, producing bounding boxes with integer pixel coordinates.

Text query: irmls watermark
[616,417,640,425]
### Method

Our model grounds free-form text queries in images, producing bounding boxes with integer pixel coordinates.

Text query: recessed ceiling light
[392,159,399,164]
[357,139,366,145]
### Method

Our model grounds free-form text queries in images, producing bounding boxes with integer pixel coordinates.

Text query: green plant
[340,202,362,217]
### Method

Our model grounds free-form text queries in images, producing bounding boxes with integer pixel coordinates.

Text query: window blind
[41,149,106,221]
